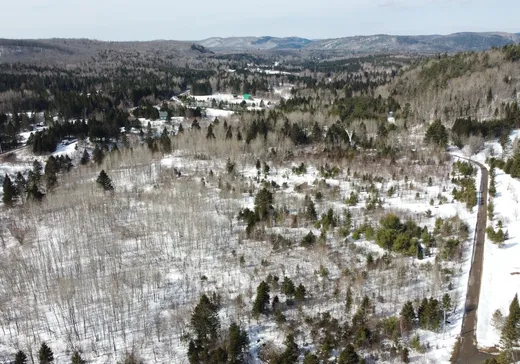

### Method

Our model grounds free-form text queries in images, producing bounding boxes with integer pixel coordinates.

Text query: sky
[1,0,519,41]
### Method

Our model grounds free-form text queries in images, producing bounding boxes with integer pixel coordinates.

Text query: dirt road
[455,158,493,363]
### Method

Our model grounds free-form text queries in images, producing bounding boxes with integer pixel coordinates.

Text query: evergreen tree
[424,119,448,147]
[71,351,86,364]
[92,144,104,165]
[2,174,16,205]
[283,276,296,296]
[96,170,114,191]
[400,301,415,334]
[345,287,353,312]
[38,342,54,364]
[188,294,220,364]
[338,344,360,364]
[294,283,306,302]
[206,124,216,139]
[14,350,28,364]
[227,322,249,364]
[254,188,273,221]
[442,294,452,316]
[15,172,27,197]
[160,127,172,152]
[304,194,317,221]
[501,294,520,354]
[252,281,270,318]
[44,156,58,191]
[225,126,233,140]
[303,353,319,364]
[80,149,90,165]
[279,334,299,364]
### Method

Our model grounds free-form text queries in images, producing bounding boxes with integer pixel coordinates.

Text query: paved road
[455,158,494,364]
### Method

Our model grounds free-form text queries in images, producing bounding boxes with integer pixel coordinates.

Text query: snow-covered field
[0,139,484,363]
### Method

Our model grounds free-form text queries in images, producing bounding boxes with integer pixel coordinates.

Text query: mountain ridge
[199,32,520,53]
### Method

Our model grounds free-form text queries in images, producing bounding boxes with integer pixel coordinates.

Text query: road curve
[454,157,493,364]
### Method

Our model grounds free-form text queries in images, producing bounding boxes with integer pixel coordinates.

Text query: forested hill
[376,44,520,124]
[1,32,519,63]
[199,32,520,53]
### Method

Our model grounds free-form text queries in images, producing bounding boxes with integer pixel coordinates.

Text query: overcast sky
[1,0,518,41]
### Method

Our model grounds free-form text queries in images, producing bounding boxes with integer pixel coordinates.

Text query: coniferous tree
[345,287,353,313]
[160,127,172,152]
[338,344,360,364]
[227,322,249,364]
[254,188,273,221]
[80,149,90,165]
[252,281,270,318]
[14,350,28,364]
[15,172,27,197]
[225,126,233,139]
[38,342,54,364]
[71,351,86,364]
[400,301,415,335]
[206,124,216,139]
[501,294,520,356]
[188,294,220,364]
[44,156,58,191]
[283,276,296,296]
[304,195,317,221]
[96,170,114,191]
[2,174,16,205]
[279,334,299,364]
[294,283,306,302]
[92,144,104,165]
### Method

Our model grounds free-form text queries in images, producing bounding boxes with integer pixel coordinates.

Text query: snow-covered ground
[464,131,520,349]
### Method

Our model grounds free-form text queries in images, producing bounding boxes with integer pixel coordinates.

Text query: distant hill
[198,36,312,51]
[199,32,520,53]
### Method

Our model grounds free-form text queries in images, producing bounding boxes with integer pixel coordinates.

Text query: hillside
[199,32,520,53]
[377,46,520,124]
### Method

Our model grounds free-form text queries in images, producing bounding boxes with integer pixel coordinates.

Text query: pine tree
[294,283,306,302]
[254,188,273,221]
[38,342,54,364]
[252,281,270,318]
[14,172,26,195]
[2,174,16,205]
[345,287,353,313]
[71,351,86,364]
[44,156,58,192]
[226,322,249,364]
[80,149,90,165]
[96,170,114,191]
[304,195,317,221]
[279,334,299,364]
[160,127,172,152]
[400,301,415,334]
[206,124,216,139]
[14,350,28,364]
[283,276,296,296]
[442,294,452,316]
[501,294,520,354]
[191,294,220,345]
[92,144,104,165]
[338,344,360,364]
[225,126,233,139]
